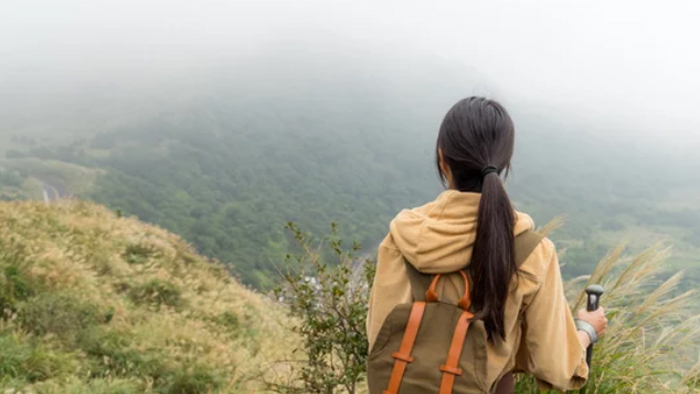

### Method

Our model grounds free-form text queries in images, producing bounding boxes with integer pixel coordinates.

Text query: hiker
[366,97,608,393]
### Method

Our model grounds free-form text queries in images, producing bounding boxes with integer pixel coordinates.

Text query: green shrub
[80,327,225,393]
[0,330,79,382]
[214,311,241,332]
[33,377,143,394]
[0,377,29,392]
[268,223,375,394]
[128,280,183,309]
[159,364,223,394]
[0,264,35,315]
[79,326,168,381]
[17,292,105,344]
[122,244,154,265]
[0,237,39,315]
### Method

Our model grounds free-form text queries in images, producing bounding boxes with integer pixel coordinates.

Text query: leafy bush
[159,364,223,394]
[128,279,183,309]
[122,243,154,265]
[73,295,227,392]
[214,311,241,331]
[0,264,35,315]
[79,327,224,393]
[17,292,106,344]
[79,326,168,381]
[0,237,39,315]
[0,330,79,383]
[268,223,375,394]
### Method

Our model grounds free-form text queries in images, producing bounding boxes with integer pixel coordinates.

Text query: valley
[1,52,698,290]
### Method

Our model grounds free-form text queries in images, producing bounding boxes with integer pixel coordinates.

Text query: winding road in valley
[41,182,66,204]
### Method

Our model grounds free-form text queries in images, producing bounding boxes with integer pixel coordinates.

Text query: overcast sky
[2,0,699,144]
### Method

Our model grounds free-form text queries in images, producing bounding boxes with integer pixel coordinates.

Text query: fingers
[576,307,609,336]
[598,309,609,335]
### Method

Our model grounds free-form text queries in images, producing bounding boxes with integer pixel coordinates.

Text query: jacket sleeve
[516,243,589,391]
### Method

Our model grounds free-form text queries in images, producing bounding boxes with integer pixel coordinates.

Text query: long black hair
[436,97,516,341]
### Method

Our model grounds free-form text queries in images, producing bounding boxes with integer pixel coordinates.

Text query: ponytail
[436,97,517,342]
[470,168,516,341]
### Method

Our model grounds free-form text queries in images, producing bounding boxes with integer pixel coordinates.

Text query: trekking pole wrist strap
[575,319,599,344]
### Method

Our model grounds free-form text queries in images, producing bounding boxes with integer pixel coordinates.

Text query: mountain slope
[0,200,290,393]
[3,47,699,288]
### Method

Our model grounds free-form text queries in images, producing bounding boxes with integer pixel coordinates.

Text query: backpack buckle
[392,352,415,363]
[440,365,463,376]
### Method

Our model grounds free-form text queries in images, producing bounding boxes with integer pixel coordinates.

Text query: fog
[2,0,699,146]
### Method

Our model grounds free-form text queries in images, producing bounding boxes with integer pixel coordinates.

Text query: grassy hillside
[2,197,700,393]
[0,200,291,393]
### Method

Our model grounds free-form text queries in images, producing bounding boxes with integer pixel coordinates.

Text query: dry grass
[0,200,293,393]
[518,241,700,393]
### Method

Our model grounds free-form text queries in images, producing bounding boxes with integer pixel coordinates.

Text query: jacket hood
[389,190,535,274]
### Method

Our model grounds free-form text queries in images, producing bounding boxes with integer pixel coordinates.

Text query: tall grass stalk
[518,243,700,393]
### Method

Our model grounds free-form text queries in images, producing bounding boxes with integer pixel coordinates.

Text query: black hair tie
[481,165,499,178]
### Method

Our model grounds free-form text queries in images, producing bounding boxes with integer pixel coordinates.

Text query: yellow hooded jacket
[367,190,588,391]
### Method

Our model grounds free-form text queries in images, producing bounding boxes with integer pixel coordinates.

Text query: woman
[367,97,607,392]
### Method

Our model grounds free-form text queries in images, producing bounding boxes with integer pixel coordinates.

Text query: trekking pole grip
[585,284,604,365]
[580,284,605,394]
[586,284,604,313]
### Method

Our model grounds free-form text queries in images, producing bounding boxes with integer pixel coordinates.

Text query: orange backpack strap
[439,310,475,394]
[436,269,476,394]
[383,301,426,394]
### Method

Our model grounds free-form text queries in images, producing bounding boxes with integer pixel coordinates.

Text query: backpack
[367,230,544,394]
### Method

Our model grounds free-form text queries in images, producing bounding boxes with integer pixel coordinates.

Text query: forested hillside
[2,49,699,287]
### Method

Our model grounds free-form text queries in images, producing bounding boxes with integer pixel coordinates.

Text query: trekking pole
[580,284,605,394]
